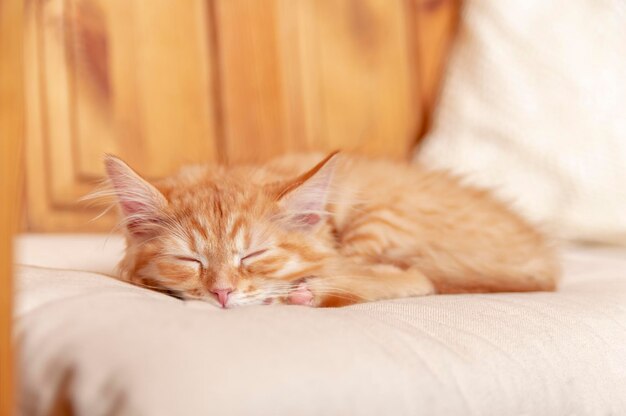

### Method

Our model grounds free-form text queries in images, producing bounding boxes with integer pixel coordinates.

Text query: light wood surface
[412,0,460,134]
[1,0,23,412]
[25,0,221,231]
[24,0,461,232]
[215,0,417,163]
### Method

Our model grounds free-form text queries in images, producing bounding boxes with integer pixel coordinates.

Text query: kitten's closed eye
[175,256,203,268]
[240,249,268,265]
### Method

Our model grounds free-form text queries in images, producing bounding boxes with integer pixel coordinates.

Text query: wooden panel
[75,0,219,177]
[303,0,417,158]
[41,0,80,207]
[25,0,220,231]
[411,0,460,136]
[0,0,23,411]
[25,0,110,231]
[24,0,461,231]
[212,0,285,163]
[215,0,418,163]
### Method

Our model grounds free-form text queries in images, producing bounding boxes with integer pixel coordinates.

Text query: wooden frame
[1,0,24,412]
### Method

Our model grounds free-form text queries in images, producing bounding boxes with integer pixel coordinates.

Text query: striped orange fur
[102,152,559,308]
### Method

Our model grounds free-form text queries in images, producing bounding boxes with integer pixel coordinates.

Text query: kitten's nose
[210,288,233,308]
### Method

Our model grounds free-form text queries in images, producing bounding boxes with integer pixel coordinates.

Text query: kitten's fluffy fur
[103,152,559,308]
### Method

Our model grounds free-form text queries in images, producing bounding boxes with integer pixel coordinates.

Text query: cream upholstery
[417,0,626,244]
[14,235,626,415]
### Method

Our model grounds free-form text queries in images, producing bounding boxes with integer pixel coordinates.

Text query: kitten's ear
[273,151,339,230]
[104,155,168,238]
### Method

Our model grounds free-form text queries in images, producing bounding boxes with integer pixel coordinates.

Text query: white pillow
[416,0,626,244]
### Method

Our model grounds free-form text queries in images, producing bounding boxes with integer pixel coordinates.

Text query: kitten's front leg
[289,263,435,307]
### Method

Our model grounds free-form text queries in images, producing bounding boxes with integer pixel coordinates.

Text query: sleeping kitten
[101,152,558,308]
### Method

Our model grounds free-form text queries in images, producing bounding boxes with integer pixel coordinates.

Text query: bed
[14,234,626,415]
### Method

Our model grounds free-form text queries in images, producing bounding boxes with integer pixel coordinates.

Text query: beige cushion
[416,0,626,244]
[14,234,626,415]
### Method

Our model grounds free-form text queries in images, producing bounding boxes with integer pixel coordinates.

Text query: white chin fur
[227,292,268,307]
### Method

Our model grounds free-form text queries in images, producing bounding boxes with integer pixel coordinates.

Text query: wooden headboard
[23,0,460,232]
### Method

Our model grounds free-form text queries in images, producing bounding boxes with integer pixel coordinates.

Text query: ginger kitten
[102,152,559,308]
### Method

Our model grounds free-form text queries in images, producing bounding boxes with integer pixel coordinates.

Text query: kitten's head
[103,153,339,308]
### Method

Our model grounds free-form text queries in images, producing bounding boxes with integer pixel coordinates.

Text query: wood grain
[0,0,23,411]
[41,0,81,207]
[411,0,460,137]
[298,0,416,159]
[24,0,461,231]
[216,0,417,163]
[25,0,107,231]
[24,0,220,231]
[100,0,219,176]
[213,0,286,163]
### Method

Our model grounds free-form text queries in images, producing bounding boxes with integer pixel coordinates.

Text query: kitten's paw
[288,282,314,306]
